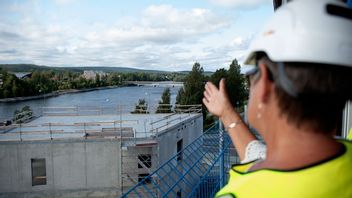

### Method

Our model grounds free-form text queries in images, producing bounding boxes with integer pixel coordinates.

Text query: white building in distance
[83,70,107,80]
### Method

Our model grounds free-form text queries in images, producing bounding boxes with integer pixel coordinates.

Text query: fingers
[202,97,208,105]
[219,78,226,93]
[202,97,210,108]
[203,86,211,98]
[205,81,218,94]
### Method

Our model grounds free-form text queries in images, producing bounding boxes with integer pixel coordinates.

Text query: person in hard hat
[203,0,352,197]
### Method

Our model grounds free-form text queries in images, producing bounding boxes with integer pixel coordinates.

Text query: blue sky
[0,0,273,71]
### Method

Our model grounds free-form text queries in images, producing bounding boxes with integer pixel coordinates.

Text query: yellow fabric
[348,128,352,140]
[216,140,352,198]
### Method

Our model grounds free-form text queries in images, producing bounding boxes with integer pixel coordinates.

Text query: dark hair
[259,56,352,134]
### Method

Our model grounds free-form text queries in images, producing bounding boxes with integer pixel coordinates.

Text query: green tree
[226,59,248,108]
[95,74,101,87]
[210,68,227,86]
[131,99,149,114]
[77,76,88,89]
[176,62,205,106]
[13,106,33,124]
[156,88,172,113]
[2,73,17,98]
[100,74,108,86]
[107,73,121,85]
[29,71,56,94]
[12,81,20,97]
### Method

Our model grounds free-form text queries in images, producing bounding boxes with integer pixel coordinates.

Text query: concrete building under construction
[0,105,203,198]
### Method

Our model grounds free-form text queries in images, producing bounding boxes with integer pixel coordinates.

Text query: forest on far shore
[0,66,187,99]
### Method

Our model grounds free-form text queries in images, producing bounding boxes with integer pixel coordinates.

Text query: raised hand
[202,78,234,119]
[203,78,256,161]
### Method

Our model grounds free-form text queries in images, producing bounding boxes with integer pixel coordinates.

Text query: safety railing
[0,120,138,141]
[0,105,203,142]
[121,122,238,197]
[39,104,201,116]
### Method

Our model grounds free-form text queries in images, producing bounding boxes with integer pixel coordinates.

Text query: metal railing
[0,105,203,142]
[0,120,137,141]
[122,122,238,198]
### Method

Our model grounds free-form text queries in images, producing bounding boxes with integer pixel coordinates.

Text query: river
[0,85,181,120]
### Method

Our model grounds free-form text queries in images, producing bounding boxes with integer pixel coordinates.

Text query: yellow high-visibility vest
[216,140,352,198]
[348,128,352,140]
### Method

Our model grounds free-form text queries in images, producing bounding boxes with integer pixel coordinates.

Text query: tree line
[0,68,186,99]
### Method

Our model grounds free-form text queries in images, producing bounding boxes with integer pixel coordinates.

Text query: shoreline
[0,85,121,103]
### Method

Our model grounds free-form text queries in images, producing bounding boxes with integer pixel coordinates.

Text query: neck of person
[251,110,342,171]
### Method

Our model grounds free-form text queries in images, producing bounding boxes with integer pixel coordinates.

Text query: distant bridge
[124,81,183,87]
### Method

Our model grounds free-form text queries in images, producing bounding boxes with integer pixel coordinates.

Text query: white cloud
[231,35,253,50]
[210,0,271,9]
[142,5,224,29]
[79,5,229,46]
[232,36,244,46]
[0,3,254,71]
[118,5,228,43]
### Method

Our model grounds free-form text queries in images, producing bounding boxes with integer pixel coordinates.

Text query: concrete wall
[157,115,203,197]
[120,114,203,195]
[0,114,203,198]
[157,114,203,165]
[0,139,121,198]
[121,114,203,174]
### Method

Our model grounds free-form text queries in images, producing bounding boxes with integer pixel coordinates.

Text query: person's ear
[257,61,275,104]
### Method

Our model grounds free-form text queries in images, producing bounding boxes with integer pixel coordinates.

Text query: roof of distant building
[12,72,32,79]
[0,112,200,142]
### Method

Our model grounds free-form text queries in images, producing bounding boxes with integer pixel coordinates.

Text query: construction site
[0,104,203,197]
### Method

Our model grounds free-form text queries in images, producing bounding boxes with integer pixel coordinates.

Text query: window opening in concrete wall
[31,158,47,186]
[138,174,151,184]
[138,154,152,168]
[177,189,182,198]
[177,139,183,161]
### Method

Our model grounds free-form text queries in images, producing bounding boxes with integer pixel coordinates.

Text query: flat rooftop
[0,112,200,141]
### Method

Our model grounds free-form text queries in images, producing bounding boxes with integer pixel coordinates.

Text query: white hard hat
[244,0,352,67]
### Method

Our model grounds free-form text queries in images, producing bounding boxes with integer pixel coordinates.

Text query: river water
[0,85,181,120]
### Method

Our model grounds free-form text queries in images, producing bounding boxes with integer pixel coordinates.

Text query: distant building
[0,105,203,198]
[12,72,32,79]
[83,70,106,80]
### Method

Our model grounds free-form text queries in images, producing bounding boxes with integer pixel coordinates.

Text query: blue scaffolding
[122,123,239,197]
